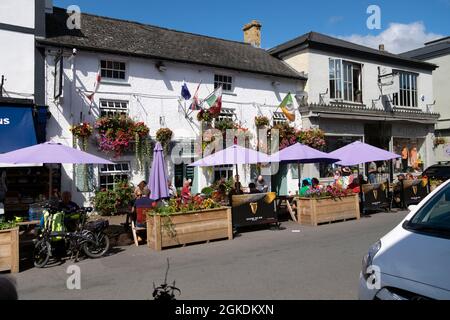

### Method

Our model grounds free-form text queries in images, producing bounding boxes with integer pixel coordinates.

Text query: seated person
[135,181,150,198]
[248,183,261,194]
[393,174,406,207]
[347,178,361,194]
[181,180,191,204]
[311,178,323,191]
[299,179,311,197]
[59,191,81,232]
[134,197,153,228]
[59,191,80,213]
[358,174,368,185]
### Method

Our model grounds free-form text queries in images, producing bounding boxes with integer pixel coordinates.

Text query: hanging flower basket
[95,115,150,158]
[70,122,93,151]
[255,116,270,128]
[156,128,174,151]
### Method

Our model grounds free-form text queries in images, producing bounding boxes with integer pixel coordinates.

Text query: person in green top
[299,179,311,197]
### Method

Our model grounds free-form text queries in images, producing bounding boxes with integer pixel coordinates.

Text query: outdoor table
[231,192,279,229]
[275,196,297,222]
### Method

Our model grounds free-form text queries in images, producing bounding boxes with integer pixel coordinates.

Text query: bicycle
[33,203,110,268]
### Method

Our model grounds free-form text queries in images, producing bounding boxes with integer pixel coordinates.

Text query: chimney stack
[243,20,262,48]
[379,44,385,51]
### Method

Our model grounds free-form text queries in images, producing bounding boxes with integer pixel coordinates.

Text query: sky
[54,0,450,53]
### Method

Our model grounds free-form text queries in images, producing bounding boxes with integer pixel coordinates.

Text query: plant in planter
[70,122,93,151]
[0,221,17,231]
[303,185,354,200]
[91,180,134,216]
[255,116,270,128]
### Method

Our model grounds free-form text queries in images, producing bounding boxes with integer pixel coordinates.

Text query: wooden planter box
[296,194,360,226]
[0,228,19,273]
[147,207,233,251]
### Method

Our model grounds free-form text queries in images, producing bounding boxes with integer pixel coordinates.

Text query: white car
[359,180,450,300]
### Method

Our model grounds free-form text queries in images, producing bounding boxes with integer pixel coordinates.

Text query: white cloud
[338,22,444,54]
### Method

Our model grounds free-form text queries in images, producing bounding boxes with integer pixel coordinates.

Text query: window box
[296,194,360,226]
[0,227,19,273]
[147,207,233,251]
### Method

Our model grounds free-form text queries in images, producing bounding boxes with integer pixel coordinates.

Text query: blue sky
[54,0,450,53]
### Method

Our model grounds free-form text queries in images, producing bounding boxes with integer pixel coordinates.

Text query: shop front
[0,98,51,218]
[300,104,439,182]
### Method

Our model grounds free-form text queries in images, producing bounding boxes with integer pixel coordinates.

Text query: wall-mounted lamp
[155,61,167,72]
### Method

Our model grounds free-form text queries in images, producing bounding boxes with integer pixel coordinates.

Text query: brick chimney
[243,20,262,48]
[379,44,385,51]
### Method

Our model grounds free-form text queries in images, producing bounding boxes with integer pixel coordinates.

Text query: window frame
[218,108,236,122]
[329,58,363,103]
[100,59,127,81]
[99,99,129,118]
[392,71,418,108]
[98,162,131,190]
[273,112,288,126]
[214,74,234,92]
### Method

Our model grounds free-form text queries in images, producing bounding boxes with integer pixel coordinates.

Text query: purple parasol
[0,142,114,165]
[270,143,340,164]
[149,142,170,201]
[328,141,401,166]
[190,145,271,167]
[269,143,340,189]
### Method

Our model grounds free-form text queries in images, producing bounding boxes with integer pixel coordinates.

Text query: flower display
[148,196,221,215]
[303,185,354,200]
[255,116,270,128]
[156,128,174,149]
[70,122,93,151]
[95,115,150,158]
[271,123,326,150]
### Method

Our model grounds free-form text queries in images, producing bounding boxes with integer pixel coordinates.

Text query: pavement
[13,211,408,300]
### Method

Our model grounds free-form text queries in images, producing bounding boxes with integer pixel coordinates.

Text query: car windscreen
[405,183,450,239]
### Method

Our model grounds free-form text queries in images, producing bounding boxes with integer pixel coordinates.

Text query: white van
[359,180,450,300]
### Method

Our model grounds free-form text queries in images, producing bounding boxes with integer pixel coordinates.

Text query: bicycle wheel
[83,232,110,259]
[33,239,51,268]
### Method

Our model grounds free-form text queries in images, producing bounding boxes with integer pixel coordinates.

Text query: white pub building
[39,8,306,204]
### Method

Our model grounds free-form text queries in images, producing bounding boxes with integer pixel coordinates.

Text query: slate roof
[38,8,305,81]
[269,31,437,71]
[401,37,450,60]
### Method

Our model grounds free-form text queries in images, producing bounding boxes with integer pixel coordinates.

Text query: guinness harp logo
[412,186,418,195]
[250,202,258,215]
[373,190,378,200]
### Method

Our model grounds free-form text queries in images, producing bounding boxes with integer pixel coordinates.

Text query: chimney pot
[243,20,262,48]
[379,44,385,51]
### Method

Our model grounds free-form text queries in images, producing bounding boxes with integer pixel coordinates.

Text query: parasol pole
[298,160,302,190]
[48,164,53,199]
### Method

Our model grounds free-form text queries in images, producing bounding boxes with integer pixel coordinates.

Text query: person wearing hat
[341,167,354,189]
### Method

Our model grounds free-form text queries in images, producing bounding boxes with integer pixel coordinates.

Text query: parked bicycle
[33,203,110,268]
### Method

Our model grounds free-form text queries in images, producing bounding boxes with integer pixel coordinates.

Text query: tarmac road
[14,211,407,300]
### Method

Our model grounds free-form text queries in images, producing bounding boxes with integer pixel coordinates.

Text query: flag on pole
[190,82,202,111]
[279,93,296,122]
[86,72,102,103]
[181,82,191,100]
[205,86,223,115]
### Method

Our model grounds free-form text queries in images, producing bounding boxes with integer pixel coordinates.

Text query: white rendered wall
[45,50,304,204]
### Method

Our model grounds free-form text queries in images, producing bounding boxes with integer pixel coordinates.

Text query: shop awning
[0,106,37,153]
